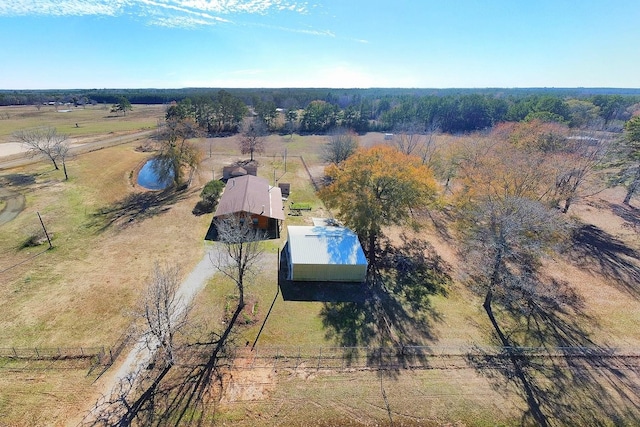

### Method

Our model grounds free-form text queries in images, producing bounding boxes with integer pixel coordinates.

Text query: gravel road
[0,129,155,171]
[108,244,221,384]
[0,187,26,226]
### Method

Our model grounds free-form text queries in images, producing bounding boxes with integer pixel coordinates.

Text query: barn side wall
[291,263,366,282]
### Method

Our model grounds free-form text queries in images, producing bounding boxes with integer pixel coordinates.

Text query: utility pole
[37,212,53,249]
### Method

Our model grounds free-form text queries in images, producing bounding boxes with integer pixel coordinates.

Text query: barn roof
[214,175,284,220]
[287,226,368,266]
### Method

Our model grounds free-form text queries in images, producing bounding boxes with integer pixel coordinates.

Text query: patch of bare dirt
[217,348,277,403]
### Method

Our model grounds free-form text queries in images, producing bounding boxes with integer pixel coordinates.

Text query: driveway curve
[82,244,223,423]
[0,129,155,171]
[0,187,25,226]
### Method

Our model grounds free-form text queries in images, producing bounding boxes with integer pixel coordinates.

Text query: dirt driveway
[0,187,25,226]
[0,129,155,171]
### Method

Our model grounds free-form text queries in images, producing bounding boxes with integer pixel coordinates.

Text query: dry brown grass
[0,113,214,424]
[1,125,640,426]
[0,358,98,426]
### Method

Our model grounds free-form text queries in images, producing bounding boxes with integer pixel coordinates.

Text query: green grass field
[0,104,164,142]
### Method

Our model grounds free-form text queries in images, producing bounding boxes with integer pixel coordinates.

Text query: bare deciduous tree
[132,262,190,367]
[551,134,608,213]
[238,118,267,162]
[457,195,574,427]
[458,196,570,342]
[393,120,440,165]
[52,139,72,180]
[13,126,69,170]
[393,122,424,156]
[322,127,358,164]
[212,214,265,309]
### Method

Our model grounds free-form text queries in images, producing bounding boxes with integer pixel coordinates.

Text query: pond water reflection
[137,158,173,190]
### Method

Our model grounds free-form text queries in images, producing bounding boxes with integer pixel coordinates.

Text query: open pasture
[0,104,165,145]
[0,113,640,425]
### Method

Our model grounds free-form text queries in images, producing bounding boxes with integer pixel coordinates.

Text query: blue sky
[0,0,638,89]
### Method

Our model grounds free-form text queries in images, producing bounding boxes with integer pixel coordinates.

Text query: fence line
[218,345,640,371]
[103,328,135,365]
[0,327,134,374]
[3,344,639,373]
[298,156,318,191]
[241,344,640,357]
[0,346,105,361]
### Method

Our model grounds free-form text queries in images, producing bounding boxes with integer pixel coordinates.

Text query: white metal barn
[286,225,368,282]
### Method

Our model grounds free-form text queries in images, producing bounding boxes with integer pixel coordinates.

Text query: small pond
[137,158,174,190]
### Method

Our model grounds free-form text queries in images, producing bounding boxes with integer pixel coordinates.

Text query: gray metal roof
[287,226,368,266]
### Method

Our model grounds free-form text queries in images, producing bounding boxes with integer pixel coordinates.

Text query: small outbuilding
[286,225,368,282]
[222,163,258,180]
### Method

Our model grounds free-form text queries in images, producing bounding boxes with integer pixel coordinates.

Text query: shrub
[201,180,224,206]
[193,180,225,215]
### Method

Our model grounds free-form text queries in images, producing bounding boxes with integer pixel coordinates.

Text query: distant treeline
[2,87,639,134]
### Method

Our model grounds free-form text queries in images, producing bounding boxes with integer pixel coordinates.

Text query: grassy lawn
[0,158,210,348]
[0,107,212,424]
[1,117,640,426]
[0,104,164,142]
[207,368,523,427]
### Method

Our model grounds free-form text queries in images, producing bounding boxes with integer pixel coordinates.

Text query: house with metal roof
[286,225,368,282]
[212,174,284,239]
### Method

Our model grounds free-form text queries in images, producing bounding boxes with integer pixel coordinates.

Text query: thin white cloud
[250,22,335,37]
[0,0,362,46]
[149,15,213,28]
[138,0,232,24]
[0,0,129,17]
[247,21,370,44]
[177,0,309,15]
[0,0,309,24]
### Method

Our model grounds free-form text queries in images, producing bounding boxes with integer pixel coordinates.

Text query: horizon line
[2,86,640,92]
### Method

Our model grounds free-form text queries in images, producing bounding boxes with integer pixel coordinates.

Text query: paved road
[0,129,155,171]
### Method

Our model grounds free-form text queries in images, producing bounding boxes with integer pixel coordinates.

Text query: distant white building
[286,225,368,282]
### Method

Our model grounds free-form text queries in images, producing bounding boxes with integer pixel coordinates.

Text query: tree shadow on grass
[1,173,37,186]
[467,275,640,426]
[141,333,240,425]
[568,223,640,298]
[319,234,451,372]
[609,200,640,232]
[90,188,192,232]
[83,305,245,427]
